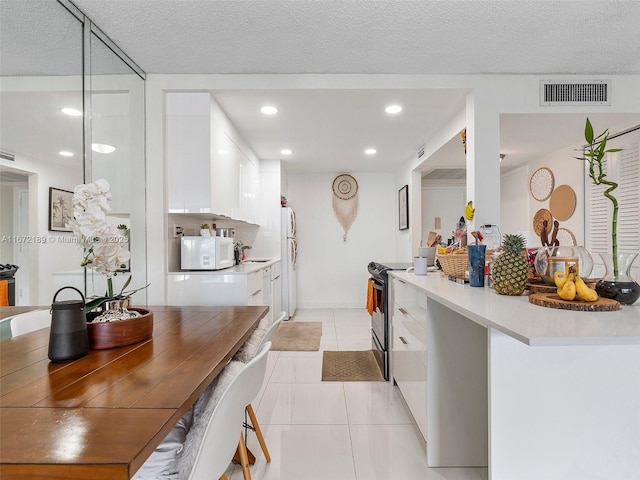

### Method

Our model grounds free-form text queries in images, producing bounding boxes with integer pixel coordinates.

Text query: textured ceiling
[2,0,639,176]
[70,0,640,75]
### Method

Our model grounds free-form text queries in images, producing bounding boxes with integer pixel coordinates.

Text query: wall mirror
[0,0,146,307]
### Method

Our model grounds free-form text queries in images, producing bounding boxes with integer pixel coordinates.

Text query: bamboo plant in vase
[576,118,639,304]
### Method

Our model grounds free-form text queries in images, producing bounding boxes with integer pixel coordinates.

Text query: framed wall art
[399,185,409,230]
[49,187,73,232]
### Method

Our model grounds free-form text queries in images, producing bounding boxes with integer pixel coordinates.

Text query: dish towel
[0,280,8,306]
[366,278,374,316]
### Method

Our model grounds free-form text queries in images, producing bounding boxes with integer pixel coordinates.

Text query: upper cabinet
[165,92,260,224]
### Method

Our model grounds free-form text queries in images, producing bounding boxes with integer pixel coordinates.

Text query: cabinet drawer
[393,279,426,326]
[391,309,427,439]
[247,288,263,306]
[247,271,262,296]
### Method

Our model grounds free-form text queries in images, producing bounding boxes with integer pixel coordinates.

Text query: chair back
[10,309,51,337]
[187,341,272,480]
[257,311,285,352]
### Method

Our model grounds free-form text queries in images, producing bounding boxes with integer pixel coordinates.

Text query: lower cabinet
[391,277,427,441]
[167,266,269,307]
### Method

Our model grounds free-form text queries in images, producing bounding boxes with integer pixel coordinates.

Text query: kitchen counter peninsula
[389,271,640,480]
[0,305,267,480]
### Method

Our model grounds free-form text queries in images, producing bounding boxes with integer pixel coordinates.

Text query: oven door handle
[372,282,383,291]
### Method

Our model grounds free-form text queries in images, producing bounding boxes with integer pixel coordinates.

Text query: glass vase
[596,252,640,305]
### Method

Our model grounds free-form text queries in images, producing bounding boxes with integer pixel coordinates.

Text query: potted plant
[116,223,128,236]
[67,179,149,314]
[200,223,211,236]
[575,118,639,304]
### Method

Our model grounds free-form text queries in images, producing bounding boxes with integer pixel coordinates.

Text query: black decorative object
[399,185,409,230]
[48,286,89,362]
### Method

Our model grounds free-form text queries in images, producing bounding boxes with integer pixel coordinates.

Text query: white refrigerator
[281,207,297,319]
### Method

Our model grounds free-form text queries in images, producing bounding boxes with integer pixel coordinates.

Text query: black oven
[368,261,411,380]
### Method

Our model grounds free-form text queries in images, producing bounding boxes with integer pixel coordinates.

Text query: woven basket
[436,254,469,276]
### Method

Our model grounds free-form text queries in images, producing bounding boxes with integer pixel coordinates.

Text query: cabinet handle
[398,279,406,284]
[399,336,408,345]
[250,289,262,298]
[399,307,408,315]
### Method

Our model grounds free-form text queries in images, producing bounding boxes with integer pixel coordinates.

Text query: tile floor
[227,308,488,480]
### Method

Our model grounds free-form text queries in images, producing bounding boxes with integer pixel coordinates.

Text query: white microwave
[181,236,234,270]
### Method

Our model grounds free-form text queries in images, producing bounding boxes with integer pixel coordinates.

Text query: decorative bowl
[86,307,153,350]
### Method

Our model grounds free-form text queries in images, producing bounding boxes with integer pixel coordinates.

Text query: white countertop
[390,270,640,347]
[170,258,280,275]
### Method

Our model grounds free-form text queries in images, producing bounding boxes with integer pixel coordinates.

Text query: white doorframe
[13,187,29,305]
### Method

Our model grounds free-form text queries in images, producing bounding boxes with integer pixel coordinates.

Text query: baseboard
[296,301,365,309]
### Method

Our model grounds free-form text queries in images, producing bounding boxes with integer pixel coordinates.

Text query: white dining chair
[10,309,51,337]
[183,341,272,480]
[239,311,285,475]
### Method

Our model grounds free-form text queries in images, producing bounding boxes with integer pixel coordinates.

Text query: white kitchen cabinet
[165,92,259,222]
[166,261,280,310]
[239,155,260,224]
[165,93,212,214]
[210,117,240,218]
[391,277,427,441]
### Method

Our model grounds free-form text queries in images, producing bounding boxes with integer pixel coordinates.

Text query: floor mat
[271,321,322,351]
[321,350,384,381]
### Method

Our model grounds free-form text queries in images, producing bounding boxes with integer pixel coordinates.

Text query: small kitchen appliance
[181,236,234,270]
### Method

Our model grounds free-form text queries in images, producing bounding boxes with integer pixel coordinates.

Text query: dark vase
[595,253,640,305]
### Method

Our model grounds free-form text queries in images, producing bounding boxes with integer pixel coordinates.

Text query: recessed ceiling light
[385,105,403,114]
[91,143,116,154]
[261,106,278,115]
[58,151,74,157]
[280,149,292,155]
[61,107,82,116]
[365,148,377,155]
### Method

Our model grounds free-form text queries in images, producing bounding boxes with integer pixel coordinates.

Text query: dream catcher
[332,174,359,242]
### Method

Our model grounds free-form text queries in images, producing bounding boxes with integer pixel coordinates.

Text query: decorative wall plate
[556,227,577,246]
[549,184,576,221]
[332,174,358,200]
[533,208,553,236]
[529,167,554,201]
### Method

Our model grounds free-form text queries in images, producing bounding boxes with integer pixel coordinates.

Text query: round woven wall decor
[332,174,359,240]
[332,174,358,200]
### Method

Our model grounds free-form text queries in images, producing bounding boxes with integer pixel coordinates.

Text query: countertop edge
[389,270,640,347]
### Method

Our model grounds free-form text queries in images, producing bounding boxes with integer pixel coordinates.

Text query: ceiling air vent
[0,150,16,161]
[540,80,610,106]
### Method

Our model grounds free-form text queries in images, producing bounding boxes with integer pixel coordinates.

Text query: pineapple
[492,234,528,295]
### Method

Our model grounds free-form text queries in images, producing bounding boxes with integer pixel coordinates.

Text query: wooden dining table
[0,305,267,480]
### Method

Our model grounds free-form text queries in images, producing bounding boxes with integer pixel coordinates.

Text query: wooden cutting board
[529,293,620,311]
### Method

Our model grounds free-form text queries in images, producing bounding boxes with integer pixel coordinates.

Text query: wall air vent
[417,144,426,160]
[0,150,16,161]
[540,80,611,106]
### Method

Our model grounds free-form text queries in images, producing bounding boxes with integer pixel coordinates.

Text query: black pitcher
[48,286,89,362]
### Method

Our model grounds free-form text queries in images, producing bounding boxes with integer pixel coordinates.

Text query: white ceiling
[2,0,640,175]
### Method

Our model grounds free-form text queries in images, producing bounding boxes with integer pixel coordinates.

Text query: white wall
[288,172,396,308]
[421,184,466,245]
[145,73,640,306]
[500,166,531,246]
[0,154,83,305]
[501,143,585,249]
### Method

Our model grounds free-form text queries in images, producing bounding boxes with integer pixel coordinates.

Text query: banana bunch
[464,201,475,221]
[554,268,598,302]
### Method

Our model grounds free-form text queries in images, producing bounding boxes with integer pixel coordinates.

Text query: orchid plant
[67,179,143,312]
